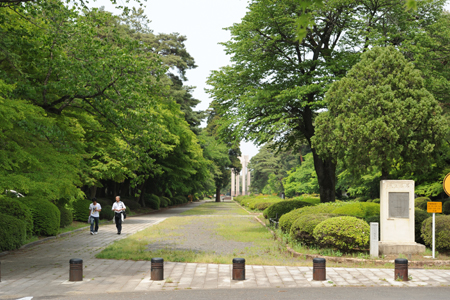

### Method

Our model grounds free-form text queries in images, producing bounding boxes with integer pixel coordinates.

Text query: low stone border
[253,215,450,268]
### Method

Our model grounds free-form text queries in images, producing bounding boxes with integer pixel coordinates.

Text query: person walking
[89,198,101,235]
[112,196,126,234]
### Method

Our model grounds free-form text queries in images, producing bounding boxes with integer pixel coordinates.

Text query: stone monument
[378,180,425,255]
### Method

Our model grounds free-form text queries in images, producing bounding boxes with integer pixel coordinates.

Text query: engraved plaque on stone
[388,192,409,218]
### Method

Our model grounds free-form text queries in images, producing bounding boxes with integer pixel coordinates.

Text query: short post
[313,258,326,281]
[69,258,83,281]
[151,258,164,281]
[370,222,379,258]
[394,258,408,281]
[232,258,245,280]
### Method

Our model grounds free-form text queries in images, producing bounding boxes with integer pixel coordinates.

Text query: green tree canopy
[312,46,447,179]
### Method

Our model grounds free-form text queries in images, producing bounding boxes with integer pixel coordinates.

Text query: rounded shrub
[161,196,171,206]
[72,198,92,222]
[415,197,431,210]
[0,213,27,251]
[443,201,450,215]
[279,201,350,233]
[57,204,73,228]
[23,198,60,236]
[122,199,141,211]
[159,196,168,208]
[96,198,112,208]
[421,215,450,250]
[100,205,114,220]
[146,194,160,210]
[313,216,370,251]
[173,195,187,205]
[255,202,274,211]
[332,202,380,218]
[372,198,380,203]
[263,200,312,220]
[415,208,430,244]
[290,213,338,244]
[0,198,33,237]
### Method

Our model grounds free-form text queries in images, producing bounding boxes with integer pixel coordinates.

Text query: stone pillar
[379,180,425,255]
[236,174,240,196]
[231,168,235,197]
[247,171,251,195]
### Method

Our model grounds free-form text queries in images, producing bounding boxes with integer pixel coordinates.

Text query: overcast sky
[94,0,450,161]
[94,0,259,159]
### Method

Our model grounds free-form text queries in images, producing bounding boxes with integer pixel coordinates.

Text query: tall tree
[206,0,445,202]
[312,46,446,180]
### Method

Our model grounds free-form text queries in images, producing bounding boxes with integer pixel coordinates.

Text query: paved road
[1,200,450,300]
[24,287,450,300]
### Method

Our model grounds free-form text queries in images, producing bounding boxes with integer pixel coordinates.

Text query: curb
[253,215,450,268]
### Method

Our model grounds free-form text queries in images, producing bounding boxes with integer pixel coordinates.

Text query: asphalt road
[23,287,450,300]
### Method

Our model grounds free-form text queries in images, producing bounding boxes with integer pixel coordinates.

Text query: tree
[283,153,319,197]
[312,46,446,180]
[206,0,445,202]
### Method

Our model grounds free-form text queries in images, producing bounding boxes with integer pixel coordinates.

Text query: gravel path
[146,216,255,254]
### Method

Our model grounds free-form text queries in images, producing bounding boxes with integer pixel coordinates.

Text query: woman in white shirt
[112,196,126,234]
[89,198,102,235]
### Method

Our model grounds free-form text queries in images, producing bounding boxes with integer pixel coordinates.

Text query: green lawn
[180,202,249,215]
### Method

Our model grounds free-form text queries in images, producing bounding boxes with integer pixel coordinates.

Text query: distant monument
[378,180,425,255]
[231,155,251,196]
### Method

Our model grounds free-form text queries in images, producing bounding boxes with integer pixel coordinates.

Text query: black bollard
[232,258,245,280]
[69,258,83,281]
[394,258,408,281]
[151,258,164,281]
[313,258,326,281]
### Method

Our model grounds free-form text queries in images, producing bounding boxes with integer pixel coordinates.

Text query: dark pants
[90,216,99,232]
[115,213,122,233]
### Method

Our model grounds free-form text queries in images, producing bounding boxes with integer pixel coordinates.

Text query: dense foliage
[0,213,27,251]
[421,215,450,250]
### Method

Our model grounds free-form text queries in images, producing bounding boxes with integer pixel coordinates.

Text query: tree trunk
[215,186,221,202]
[311,149,336,203]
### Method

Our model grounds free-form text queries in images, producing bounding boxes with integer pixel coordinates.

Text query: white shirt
[89,203,101,218]
[112,201,126,213]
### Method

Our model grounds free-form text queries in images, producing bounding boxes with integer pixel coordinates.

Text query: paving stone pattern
[1,201,450,299]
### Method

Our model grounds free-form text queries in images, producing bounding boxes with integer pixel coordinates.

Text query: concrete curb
[252,212,450,268]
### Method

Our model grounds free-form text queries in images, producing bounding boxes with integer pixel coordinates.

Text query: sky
[94,0,260,159]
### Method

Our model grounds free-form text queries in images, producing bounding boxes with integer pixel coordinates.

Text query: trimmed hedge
[122,199,141,211]
[100,205,114,220]
[415,197,431,210]
[146,194,160,210]
[290,213,337,244]
[443,201,450,215]
[96,198,113,208]
[313,216,370,251]
[159,196,168,208]
[279,201,350,233]
[161,196,171,206]
[0,198,33,237]
[332,202,380,219]
[0,213,27,251]
[263,200,312,220]
[73,198,92,222]
[415,208,430,244]
[23,198,60,236]
[57,204,73,228]
[421,215,450,250]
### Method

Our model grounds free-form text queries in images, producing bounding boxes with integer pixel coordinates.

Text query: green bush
[254,202,274,211]
[415,197,431,210]
[146,194,160,210]
[173,195,187,205]
[122,199,141,211]
[263,200,312,220]
[443,201,450,215]
[72,198,92,222]
[421,215,450,250]
[290,213,337,244]
[0,198,33,237]
[96,198,112,208]
[279,201,350,233]
[313,216,370,251]
[161,196,171,206]
[100,205,114,220]
[415,208,430,244]
[332,202,380,219]
[159,196,168,208]
[22,198,60,236]
[0,214,27,251]
[372,198,380,203]
[57,204,73,228]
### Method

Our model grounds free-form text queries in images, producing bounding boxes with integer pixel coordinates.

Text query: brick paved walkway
[1,201,450,299]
